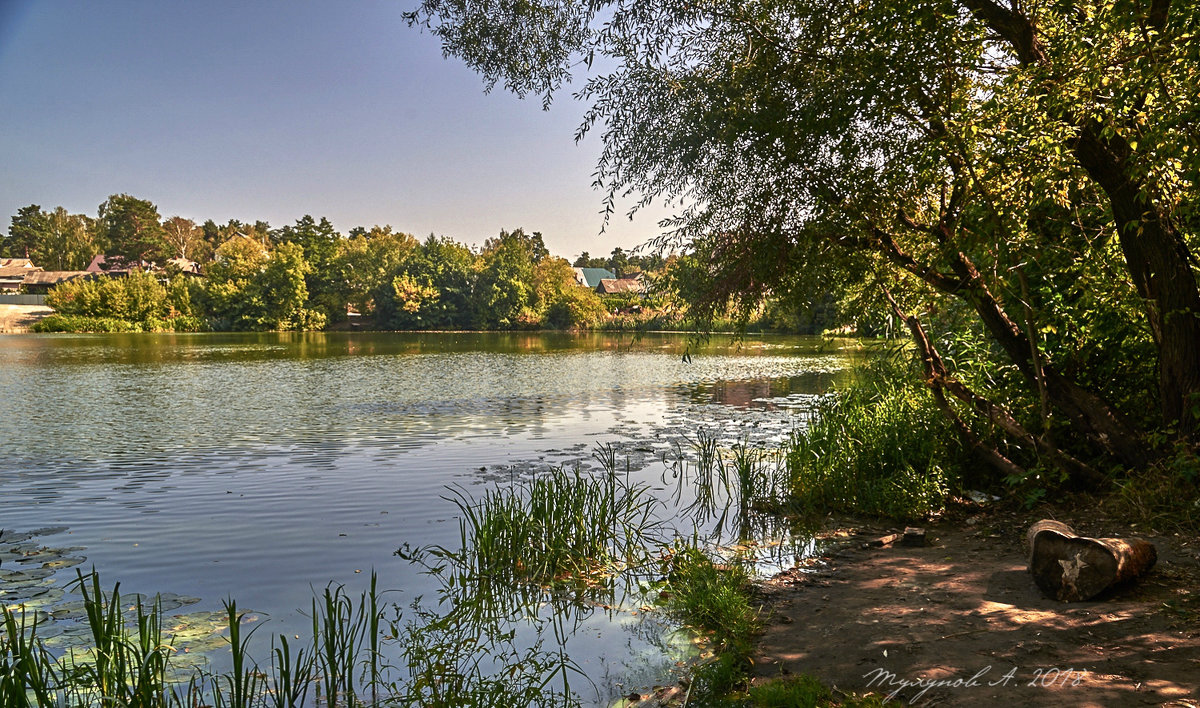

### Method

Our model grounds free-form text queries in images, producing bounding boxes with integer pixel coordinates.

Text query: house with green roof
[573,267,616,288]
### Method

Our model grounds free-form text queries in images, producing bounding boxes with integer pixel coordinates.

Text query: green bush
[31,315,142,333]
[545,288,607,328]
[786,354,964,519]
[46,271,171,322]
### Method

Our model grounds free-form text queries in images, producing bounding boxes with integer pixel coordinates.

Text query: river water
[0,331,858,703]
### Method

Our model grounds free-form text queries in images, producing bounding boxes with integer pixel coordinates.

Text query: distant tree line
[6,195,857,334]
[3,196,625,332]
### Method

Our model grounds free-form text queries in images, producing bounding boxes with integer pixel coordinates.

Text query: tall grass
[0,569,406,707]
[394,459,668,705]
[785,355,963,519]
[2,461,661,707]
[668,431,791,544]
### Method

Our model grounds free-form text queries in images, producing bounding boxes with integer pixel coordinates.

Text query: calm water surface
[0,331,859,702]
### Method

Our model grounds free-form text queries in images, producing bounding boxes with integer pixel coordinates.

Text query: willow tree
[407,0,1200,480]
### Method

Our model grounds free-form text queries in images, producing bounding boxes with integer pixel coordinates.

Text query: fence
[0,293,47,306]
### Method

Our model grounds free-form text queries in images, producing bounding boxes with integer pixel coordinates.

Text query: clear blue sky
[0,0,667,260]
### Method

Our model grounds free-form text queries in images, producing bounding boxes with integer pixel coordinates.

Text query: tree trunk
[1072,125,1200,439]
[1027,520,1157,602]
[962,0,1200,442]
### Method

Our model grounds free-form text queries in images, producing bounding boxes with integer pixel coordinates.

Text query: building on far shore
[0,267,37,292]
[596,277,646,295]
[573,267,616,289]
[21,271,93,294]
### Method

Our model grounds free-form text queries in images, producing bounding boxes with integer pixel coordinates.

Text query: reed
[0,570,401,707]
[2,464,661,708]
[1,604,59,707]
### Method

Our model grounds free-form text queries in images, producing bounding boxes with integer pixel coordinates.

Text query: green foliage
[377,235,479,330]
[574,248,665,277]
[4,205,99,270]
[331,226,419,316]
[1109,442,1200,531]
[661,548,758,656]
[205,239,324,331]
[5,204,49,260]
[746,675,833,707]
[271,215,344,322]
[395,599,579,708]
[787,355,963,520]
[46,270,166,321]
[97,194,168,264]
[655,546,759,701]
[474,229,537,329]
[40,271,209,332]
[426,466,661,594]
[544,286,607,328]
[0,567,573,707]
[533,257,607,328]
[31,315,142,333]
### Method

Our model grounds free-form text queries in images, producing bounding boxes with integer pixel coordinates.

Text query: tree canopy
[408,0,1200,481]
[97,194,168,264]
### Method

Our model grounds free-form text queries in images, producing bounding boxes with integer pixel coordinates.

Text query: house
[0,259,41,291]
[573,267,616,289]
[86,254,154,275]
[166,258,202,275]
[21,271,92,294]
[0,266,41,292]
[596,278,645,295]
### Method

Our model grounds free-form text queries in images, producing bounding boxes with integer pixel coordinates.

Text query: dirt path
[752,513,1200,706]
[0,304,52,332]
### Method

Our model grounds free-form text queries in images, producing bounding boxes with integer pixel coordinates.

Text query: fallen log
[1027,520,1157,602]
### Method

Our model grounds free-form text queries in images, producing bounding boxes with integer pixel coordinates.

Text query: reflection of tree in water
[689,372,840,409]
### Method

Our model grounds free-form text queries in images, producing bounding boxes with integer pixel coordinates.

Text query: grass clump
[657,549,883,707]
[1107,441,1200,532]
[786,355,963,519]
[661,547,758,655]
[427,465,661,594]
[746,675,888,707]
[657,547,759,699]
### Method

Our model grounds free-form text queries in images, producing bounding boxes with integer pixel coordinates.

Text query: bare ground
[752,511,1200,706]
[0,303,52,332]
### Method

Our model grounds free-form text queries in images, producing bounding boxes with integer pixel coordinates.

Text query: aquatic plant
[667,430,795,547]
[0,569,492,707]
[408,465,662,600]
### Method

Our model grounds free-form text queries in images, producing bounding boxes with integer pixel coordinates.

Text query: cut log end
[1027,520,1156,602]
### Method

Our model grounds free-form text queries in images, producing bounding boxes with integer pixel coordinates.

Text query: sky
[0,0,670,260]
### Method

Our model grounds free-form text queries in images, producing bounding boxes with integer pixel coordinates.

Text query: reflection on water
[0,331,860,702]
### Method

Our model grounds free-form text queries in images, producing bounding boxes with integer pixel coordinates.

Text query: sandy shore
[752,512,1200,706]
[0,304,53,332]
